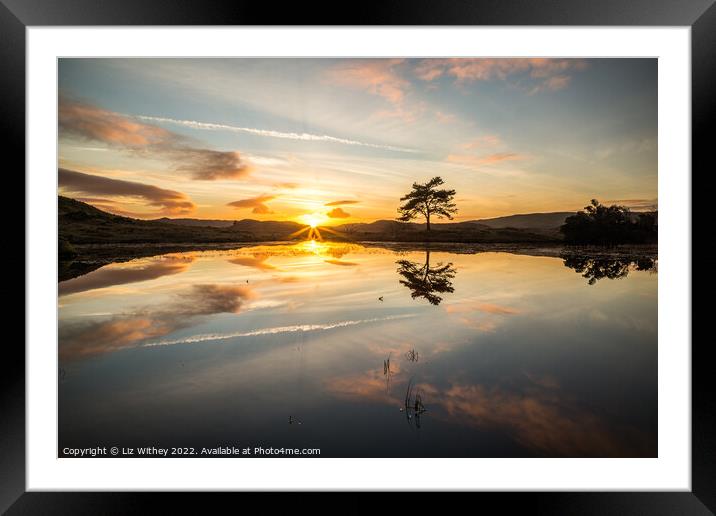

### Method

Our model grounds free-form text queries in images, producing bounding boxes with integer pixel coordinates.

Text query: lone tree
[397,176,457,231]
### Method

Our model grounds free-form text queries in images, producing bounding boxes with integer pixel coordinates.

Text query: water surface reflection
[59,242,657,457]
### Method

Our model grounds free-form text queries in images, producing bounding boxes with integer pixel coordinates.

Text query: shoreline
[59,240,658,282]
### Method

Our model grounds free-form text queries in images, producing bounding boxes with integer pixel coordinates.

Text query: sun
[302,212,327,228]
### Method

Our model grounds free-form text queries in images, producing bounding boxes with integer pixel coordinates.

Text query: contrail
[136,115,418,154]
[143,314,416,348]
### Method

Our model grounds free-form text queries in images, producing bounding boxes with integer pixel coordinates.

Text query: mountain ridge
[59,195,565,248]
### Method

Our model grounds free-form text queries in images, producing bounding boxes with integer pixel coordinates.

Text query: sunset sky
[58,58,657,224]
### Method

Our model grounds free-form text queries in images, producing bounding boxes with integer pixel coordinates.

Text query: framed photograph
[5,0,710,512]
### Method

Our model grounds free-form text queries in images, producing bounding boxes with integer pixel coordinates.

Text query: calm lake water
[58,242,657,457]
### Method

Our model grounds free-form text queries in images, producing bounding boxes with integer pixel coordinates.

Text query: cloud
[446,153,526,167]
[325,200,359,206]
[174,284,256,315]
[327,59,409,104]
[326,207,351,219]
[530,75,571,94]
[59,97,172,147]
[59,168,195,215]
[173,148,251,180]
[324,259,359,266]
[59,283,256,361]
[445,302,520,315]
[227,194,275,214]
[229,253,278,272]
[432,381,653,457]
[59,316,175,361]
[435,111,457,124]
[137,114,417,154]
[324,368,654,457]
[59,97,252,180]
[414,58,587,93]
[595,138,656,160]
[462,135,503,149]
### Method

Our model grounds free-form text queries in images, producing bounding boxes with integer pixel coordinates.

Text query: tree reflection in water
[396,250,457,305]
[562,254,657,285]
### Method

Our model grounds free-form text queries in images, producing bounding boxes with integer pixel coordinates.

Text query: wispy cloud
[143,314,416,348]
[59,168,196,215]
[136,114,418,154]
[325,200,359,206]
[324,259,359,266]
[60,97,251,180]
[595,138,656,160]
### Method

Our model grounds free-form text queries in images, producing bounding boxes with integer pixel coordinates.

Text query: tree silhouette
[397,177,457,231]
[561,199,657,244]
[562,255,657,285]
[396,250,456,305]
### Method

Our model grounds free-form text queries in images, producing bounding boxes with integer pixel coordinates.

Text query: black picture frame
[3,0,710,512]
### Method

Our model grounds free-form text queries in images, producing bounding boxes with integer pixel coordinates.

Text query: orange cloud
[327,59,408,104]
[59,97,251,180]
[324,368,654,457]
[229,254,278,271]
[227,195,275,214]
[60,97,172,147]
[433,382,652,457]
[445,302,519,315]
[447,153,527,167]
[59,284,256,361]
[462,135,503,149]
[414,58,587,93]
[326,207,351,218]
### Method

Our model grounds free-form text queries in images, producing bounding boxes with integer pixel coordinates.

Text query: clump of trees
[560,199,657,244]
[562,254,657,285]
[397,177,457,231]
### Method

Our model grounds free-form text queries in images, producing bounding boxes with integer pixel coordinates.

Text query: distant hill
[473,212,575,229]
[152,217,235,228]
[332,219,557,243]
[152,216,303,234]
[59,196,302,245]
[59,196,563,254]
[335,220,489,234]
